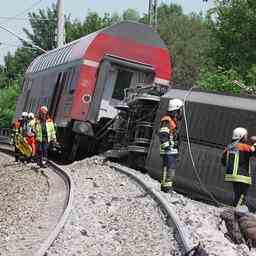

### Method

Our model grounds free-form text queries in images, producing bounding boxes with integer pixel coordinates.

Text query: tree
[208,0,256,79]
[23,4,58,51]
[122,9,140,21]
[65,11,116,42]
[197,67,242,93]
[157,4,212,87]
[0,81,20,128]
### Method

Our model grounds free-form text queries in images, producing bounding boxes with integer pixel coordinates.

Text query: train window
[68,68,76,94]
[112,69,133,100]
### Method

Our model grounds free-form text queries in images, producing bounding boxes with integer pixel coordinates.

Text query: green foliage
[65,11,116,42]
[157,3,212,87]
[0,81,21,128]
[246,64,256,86]
[122,9,140,21]
[197,67,242,93]
[208,0,256,78]
[24,4,58,51]
[4,48,35,81]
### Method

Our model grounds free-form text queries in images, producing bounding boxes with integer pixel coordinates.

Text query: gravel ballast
[47,156,180,256]
[0,153,67,256]
[110,162,256,256]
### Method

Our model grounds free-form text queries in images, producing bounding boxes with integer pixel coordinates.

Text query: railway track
[0,132,74,256]
[0,129,194,256]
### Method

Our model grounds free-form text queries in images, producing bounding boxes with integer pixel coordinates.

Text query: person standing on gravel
[221,127,256,207]
[12,116,23,162]
[12,112,29,162]
[35,106,56,168]
[159,98,183,193]
[26,112,36,159]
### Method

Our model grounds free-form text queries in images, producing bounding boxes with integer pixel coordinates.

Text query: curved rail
[0,128,191,254]
[0,135,74,256]
[108,163,193,254]
[35,161,74,256]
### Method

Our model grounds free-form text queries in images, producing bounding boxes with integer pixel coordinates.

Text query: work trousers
[232,182,250,207]
[37,142,49,166]
[14,146,20,161]
[161,154,178,191]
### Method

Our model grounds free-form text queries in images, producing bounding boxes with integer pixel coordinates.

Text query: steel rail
[108,163,194,255]
[0,135,74,256]
[0,128,192,254]
[35,160,74,256]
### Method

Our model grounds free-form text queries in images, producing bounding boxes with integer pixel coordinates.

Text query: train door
[88,56,155,123]
[49,72,67,120]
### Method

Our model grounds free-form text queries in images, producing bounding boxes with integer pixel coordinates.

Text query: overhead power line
[0,41,38,50]
[12,0,44,19]
[3,0,44,25]
[0,16,56,21]
[0,24,47,53]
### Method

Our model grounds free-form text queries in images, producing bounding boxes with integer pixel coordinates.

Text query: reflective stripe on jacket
[35,118,56,143]
[159,115,178,155]
[222,143,256,185]
[27,119,36,137]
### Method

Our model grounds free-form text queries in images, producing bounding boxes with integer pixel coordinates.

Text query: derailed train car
[15,21,172,160]
[145,89,256,208]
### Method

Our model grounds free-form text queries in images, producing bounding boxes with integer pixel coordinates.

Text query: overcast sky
[0,0,214,64]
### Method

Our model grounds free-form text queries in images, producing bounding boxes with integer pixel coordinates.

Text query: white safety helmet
[21,111,28,118]
[232,127,248,140]
[168,98,183,112]
[28,112,34,119]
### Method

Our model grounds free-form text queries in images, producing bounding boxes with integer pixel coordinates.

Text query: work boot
[161,185,173,193]
[40,158,47,168]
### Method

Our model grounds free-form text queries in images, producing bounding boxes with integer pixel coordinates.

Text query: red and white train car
[16,21,172,159]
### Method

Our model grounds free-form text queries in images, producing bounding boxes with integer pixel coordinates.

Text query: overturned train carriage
[146,89,256,208]
[15,21,172,160]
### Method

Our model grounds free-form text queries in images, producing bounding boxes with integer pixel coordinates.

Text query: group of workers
[13,106,57,168]
[159,98,256,209]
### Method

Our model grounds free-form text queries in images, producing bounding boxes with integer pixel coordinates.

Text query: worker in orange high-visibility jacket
[221,127,256,207]
[12,112,29,161]
[35,106,56,168]
[159,98,183,193]
[25,112,36,159]
[12,117,22,162]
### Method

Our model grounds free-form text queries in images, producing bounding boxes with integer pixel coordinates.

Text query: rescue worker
[20,111,29,136]
[26,112,36,159]
[35,106,56,167]
[12,116,23,162]
[221,127,256,207]
[12,112,29,161]
[159,98,183,193]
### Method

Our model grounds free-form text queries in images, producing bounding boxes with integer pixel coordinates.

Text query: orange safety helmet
[39,106,48,114]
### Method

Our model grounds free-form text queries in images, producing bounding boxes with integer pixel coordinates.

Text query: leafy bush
[0,81,21,128]
[197,67,242,93]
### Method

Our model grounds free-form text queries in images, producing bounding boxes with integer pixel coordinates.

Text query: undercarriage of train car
[64,58,169,164]
[102,83,168,170]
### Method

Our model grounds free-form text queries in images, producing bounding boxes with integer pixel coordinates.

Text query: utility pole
[57,0,65,48]
[148,0,158,31]
[153,0,158,31]
[148,0,153,26]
